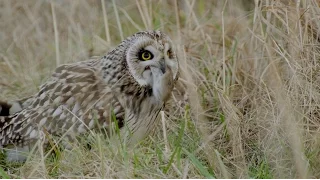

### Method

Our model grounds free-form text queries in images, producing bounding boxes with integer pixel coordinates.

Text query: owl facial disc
[125,31,179,88]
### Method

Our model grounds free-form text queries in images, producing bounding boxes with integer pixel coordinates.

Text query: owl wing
[0,60,124,147]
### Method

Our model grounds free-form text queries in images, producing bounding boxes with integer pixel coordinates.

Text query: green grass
[1,0,320,178]
[0,166,10,179]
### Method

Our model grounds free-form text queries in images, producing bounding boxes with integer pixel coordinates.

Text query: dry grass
[1,0,320,178]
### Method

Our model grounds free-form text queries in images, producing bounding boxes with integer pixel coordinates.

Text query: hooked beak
[145,60,166,74]
[149,60,166,76]
[159,60,166,74]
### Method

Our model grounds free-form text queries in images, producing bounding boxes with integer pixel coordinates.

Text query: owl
[0,30,179,161]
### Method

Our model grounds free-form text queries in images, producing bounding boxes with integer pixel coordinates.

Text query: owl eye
[167,49,173,58]
[139,50,153,61]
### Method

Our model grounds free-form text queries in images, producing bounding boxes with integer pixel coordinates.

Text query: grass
[1,0,320,178]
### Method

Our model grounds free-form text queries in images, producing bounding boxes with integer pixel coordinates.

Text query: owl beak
[159,60,166,74]
[150,60,166,77]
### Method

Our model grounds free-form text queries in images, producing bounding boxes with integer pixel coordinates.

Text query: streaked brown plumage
[0,30,179,161]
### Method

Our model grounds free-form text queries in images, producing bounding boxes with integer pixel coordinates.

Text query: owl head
[124,31,179,87]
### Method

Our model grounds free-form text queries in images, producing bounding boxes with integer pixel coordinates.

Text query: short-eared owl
[0,30,179,161]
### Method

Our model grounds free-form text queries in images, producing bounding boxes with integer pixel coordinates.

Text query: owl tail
[0,98,30,147]
[0,115,29,162]
[0,115,14,146]
[0,113,25,147]
[0,101,12,116]
[0,96,33,116]
[0,100,24,116]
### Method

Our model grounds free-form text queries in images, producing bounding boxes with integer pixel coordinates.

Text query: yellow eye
[139,50,153,61]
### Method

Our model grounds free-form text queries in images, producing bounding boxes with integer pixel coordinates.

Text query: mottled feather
[0,31,179,159]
